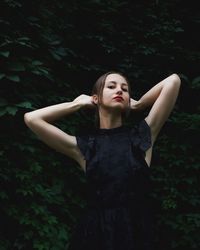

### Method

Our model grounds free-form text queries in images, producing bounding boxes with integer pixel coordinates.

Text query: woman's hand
[73,94,96,109]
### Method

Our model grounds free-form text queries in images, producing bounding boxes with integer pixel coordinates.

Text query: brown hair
[91,71,132,128]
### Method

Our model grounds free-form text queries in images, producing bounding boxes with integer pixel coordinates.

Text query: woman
[24,71,181,250]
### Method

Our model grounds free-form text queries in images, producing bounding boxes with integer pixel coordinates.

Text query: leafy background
[0,0,200,249]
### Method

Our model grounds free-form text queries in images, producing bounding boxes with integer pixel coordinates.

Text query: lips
[113,96,124,101]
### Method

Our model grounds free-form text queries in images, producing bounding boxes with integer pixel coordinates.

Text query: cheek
[125,96,131,106]
[100,92,108,104]
[125,93,130,101]
[102,90,110,99]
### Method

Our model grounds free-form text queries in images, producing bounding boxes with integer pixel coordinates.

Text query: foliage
[0,0,200,249]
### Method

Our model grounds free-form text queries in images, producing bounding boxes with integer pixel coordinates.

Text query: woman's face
[97,73,130,112]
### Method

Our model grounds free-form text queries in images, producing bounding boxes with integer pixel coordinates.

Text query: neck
[98,109,122,129]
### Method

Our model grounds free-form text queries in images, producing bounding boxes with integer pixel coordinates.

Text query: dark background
[0,0,200,249]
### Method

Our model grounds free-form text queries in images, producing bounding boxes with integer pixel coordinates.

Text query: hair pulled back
[91,71,132,128]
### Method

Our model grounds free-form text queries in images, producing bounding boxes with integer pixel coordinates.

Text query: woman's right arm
[24,95,95,162]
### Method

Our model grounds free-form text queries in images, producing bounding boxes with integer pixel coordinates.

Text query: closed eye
[108,86,128,92]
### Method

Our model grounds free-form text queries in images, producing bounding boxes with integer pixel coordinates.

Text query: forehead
[105,73,127,84]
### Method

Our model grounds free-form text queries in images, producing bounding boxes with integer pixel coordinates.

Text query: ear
[92,94,99,105]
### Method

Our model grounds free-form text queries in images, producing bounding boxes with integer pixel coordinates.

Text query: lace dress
[68,119,155,250]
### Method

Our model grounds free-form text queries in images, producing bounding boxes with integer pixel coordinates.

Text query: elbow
[24,112,36,126]
[24,113,43,128]
[24,113,31,126]
[171,73,181,85]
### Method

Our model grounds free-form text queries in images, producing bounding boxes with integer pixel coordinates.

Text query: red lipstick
[113,96,124,101]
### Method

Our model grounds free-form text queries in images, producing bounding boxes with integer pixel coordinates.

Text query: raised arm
[24,94,95,164]
[137,73,181,144]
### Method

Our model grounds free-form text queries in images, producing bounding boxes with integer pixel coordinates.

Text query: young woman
[24,71,181,250]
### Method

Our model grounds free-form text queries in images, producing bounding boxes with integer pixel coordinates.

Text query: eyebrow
[107,81,128,86]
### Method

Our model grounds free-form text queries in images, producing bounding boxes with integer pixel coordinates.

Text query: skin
[24,73,181,172]
[92,73,131,129]
[92,73,153,167]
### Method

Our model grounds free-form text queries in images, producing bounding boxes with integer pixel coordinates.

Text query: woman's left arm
[136,73,181,144]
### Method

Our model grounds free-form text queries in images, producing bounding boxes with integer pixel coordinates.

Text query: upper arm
[24,114,82,161]
[145,74,181,144]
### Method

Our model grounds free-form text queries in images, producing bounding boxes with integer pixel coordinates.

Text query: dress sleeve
[130,119,152,154]
[75,134,96,161]
[137,119,152,152]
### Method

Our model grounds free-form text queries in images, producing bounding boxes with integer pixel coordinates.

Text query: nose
[116,88,123,95]
[115,84,123,93]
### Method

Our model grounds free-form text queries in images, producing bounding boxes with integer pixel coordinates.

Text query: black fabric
[68,119,155,250]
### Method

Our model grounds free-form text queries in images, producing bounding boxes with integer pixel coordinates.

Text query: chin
[101,102,127,111]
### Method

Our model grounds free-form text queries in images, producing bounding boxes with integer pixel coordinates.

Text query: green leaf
[15,101,33,109]
[6,75,20,82]
[9,62,26,72]
[58,227,68,240]
[48,40,61,45]
[0,191,9,200]
[32,60,43,66]
[6,1,22,7]
[39,68,49,74]
[30,162,43,173]
[0,109,7,116]
[49,49,62,60]
[0,51,10,57]
[6,106,18,115]
[17,37,31,41]
[0,73,6,80]
[175,27,184,32]
[191,76,200,89]
[28,16,39,22]
[55,47,68,56]
[31,70,41,75]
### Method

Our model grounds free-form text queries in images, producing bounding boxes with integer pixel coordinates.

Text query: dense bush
[0,0,199,249]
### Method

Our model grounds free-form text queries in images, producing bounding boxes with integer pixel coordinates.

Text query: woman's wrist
[130,99,145,111]
[72,94,96,109]
[72,100,85,109]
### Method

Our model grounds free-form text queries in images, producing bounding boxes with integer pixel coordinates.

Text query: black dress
[68,119,155,250]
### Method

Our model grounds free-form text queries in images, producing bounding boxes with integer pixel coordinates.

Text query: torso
[74,119,155,173]
[75,145,153,173]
